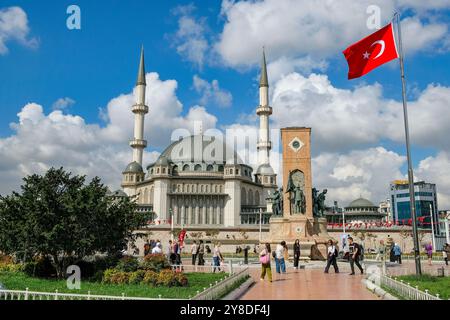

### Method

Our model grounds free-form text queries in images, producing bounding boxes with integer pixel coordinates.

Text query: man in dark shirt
[198,240,205,265]
[348,237,364,275]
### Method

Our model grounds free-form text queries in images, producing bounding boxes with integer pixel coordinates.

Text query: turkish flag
[343,23,399,79]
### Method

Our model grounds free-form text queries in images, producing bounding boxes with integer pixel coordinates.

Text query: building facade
[120,48,277,228]
[390,180,439,231]
[325,197,386,224]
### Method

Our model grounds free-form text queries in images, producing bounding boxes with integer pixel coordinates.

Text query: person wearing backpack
[324,239,339,273]
[348,237,364,275]
[259,243,272,282]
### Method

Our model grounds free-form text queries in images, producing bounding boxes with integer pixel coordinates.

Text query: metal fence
[191,267,250,300]
[379,274,442,300]
[0,288,169,300]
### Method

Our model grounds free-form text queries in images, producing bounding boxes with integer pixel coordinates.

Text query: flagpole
[394,12,422,275]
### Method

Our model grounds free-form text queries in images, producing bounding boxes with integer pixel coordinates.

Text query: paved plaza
[238,259,450,300]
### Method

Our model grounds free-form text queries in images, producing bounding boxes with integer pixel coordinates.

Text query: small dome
[110,189,127,197]
[256,164,274,175]
[156,155,169,166]
[123,161,143,173]
[347,197,376,208]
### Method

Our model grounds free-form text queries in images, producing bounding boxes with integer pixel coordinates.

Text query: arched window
[206,164,213,171]
[255,191,260,205]
[218,165,224,172]
[194,164,202,171]
[172,166,178,175]
[183,164,189,171]
[248,190,254,205]
[230,169,234,175]
[156,168,160,174]
[241,188,247,205]
[162,168,166,174]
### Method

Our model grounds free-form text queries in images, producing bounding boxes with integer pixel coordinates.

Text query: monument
[267,127,330,260]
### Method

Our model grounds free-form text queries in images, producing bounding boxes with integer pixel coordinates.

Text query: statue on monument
[286,171,306,214]
[271,188,283,216]
[312,188,328,217]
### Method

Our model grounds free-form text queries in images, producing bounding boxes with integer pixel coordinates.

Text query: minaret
[130,46,148,165]
[256,48,272,167]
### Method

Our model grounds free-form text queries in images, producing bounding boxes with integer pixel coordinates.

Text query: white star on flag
[363,51,370,59]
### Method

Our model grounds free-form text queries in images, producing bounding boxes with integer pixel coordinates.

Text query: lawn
[396,274,450,299]
[0,271,226,299]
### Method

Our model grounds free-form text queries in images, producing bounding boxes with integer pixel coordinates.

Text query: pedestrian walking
[348,237,364,275]
[212,242,224,273]
[259,243,272,282]
[425,242,433,266]
[293,239,301,269]
[191,240,198,265]
[443,243,449,266]
[324,239,339,273]
[376,240,386,262]
[274,241,287,274]
[393,243,402,264]
[198,240,205,265]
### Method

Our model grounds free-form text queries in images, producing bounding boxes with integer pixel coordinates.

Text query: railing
[191,266,249,300]
[378,274,442,300]
[0,288,171,300]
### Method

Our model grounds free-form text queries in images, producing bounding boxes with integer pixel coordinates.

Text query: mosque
[120,48,277,232]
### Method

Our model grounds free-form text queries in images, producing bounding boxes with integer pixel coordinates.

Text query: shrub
[102,268,119,284]
[0,263,24,273]
[156,269,188,287]
[110,271,129,284]
[0,254,13,265]
[140,254,170,272]
[116,256,139,272]
[23,256,57,278]
[128,270,146,285]
[142,270,158,286]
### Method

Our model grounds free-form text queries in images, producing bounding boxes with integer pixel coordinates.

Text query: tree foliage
[0,168,150,278]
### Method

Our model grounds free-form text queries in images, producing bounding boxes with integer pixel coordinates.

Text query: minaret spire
[129,46,149,166]
[137,45,146,86]
[259,47,269,88]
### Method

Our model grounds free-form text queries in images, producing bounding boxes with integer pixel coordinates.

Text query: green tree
[0,168,150,278]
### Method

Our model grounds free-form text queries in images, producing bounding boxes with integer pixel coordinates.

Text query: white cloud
[0,72,218,195]
[52,97,75,110]
[312,147,406,206]
[416,151,450,209]
[214,0,450,68]
[193,75,233,108]
[170,5,209,69]
[269,72,450,153]
[0,6,38,54]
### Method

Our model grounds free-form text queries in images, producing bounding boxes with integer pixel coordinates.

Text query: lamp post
[169,208,174,242]
[429,204,436,252]
[259,209,263,243]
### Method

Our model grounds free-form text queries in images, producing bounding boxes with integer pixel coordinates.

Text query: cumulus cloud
[0,6,38,54]
[416,151,450,209]
[193,75,233,108]
[312,147,406,206]
[52,97,75,110]
[214,0,450,68]
[170,4,210,69]
[0,73,218,195]
[269,72,450,153]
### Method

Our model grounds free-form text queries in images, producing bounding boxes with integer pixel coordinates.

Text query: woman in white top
[152,243,162,254]
[324,239,339,273]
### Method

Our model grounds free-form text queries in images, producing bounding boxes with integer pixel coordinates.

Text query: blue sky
[1,0,449,207]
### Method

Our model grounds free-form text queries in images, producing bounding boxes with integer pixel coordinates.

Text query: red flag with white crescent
[343,23,399,79]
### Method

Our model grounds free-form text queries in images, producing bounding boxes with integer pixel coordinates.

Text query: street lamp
[429,204,436,252]
[169,208,174,242]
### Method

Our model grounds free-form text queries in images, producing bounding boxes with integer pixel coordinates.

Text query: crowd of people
[143,236,450,279]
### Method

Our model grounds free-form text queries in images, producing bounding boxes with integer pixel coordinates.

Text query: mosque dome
[123,161,143,173]
[347,197,376,208]
[256,164,274,175]
[155,155,169,166]
[155,135,242,166]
